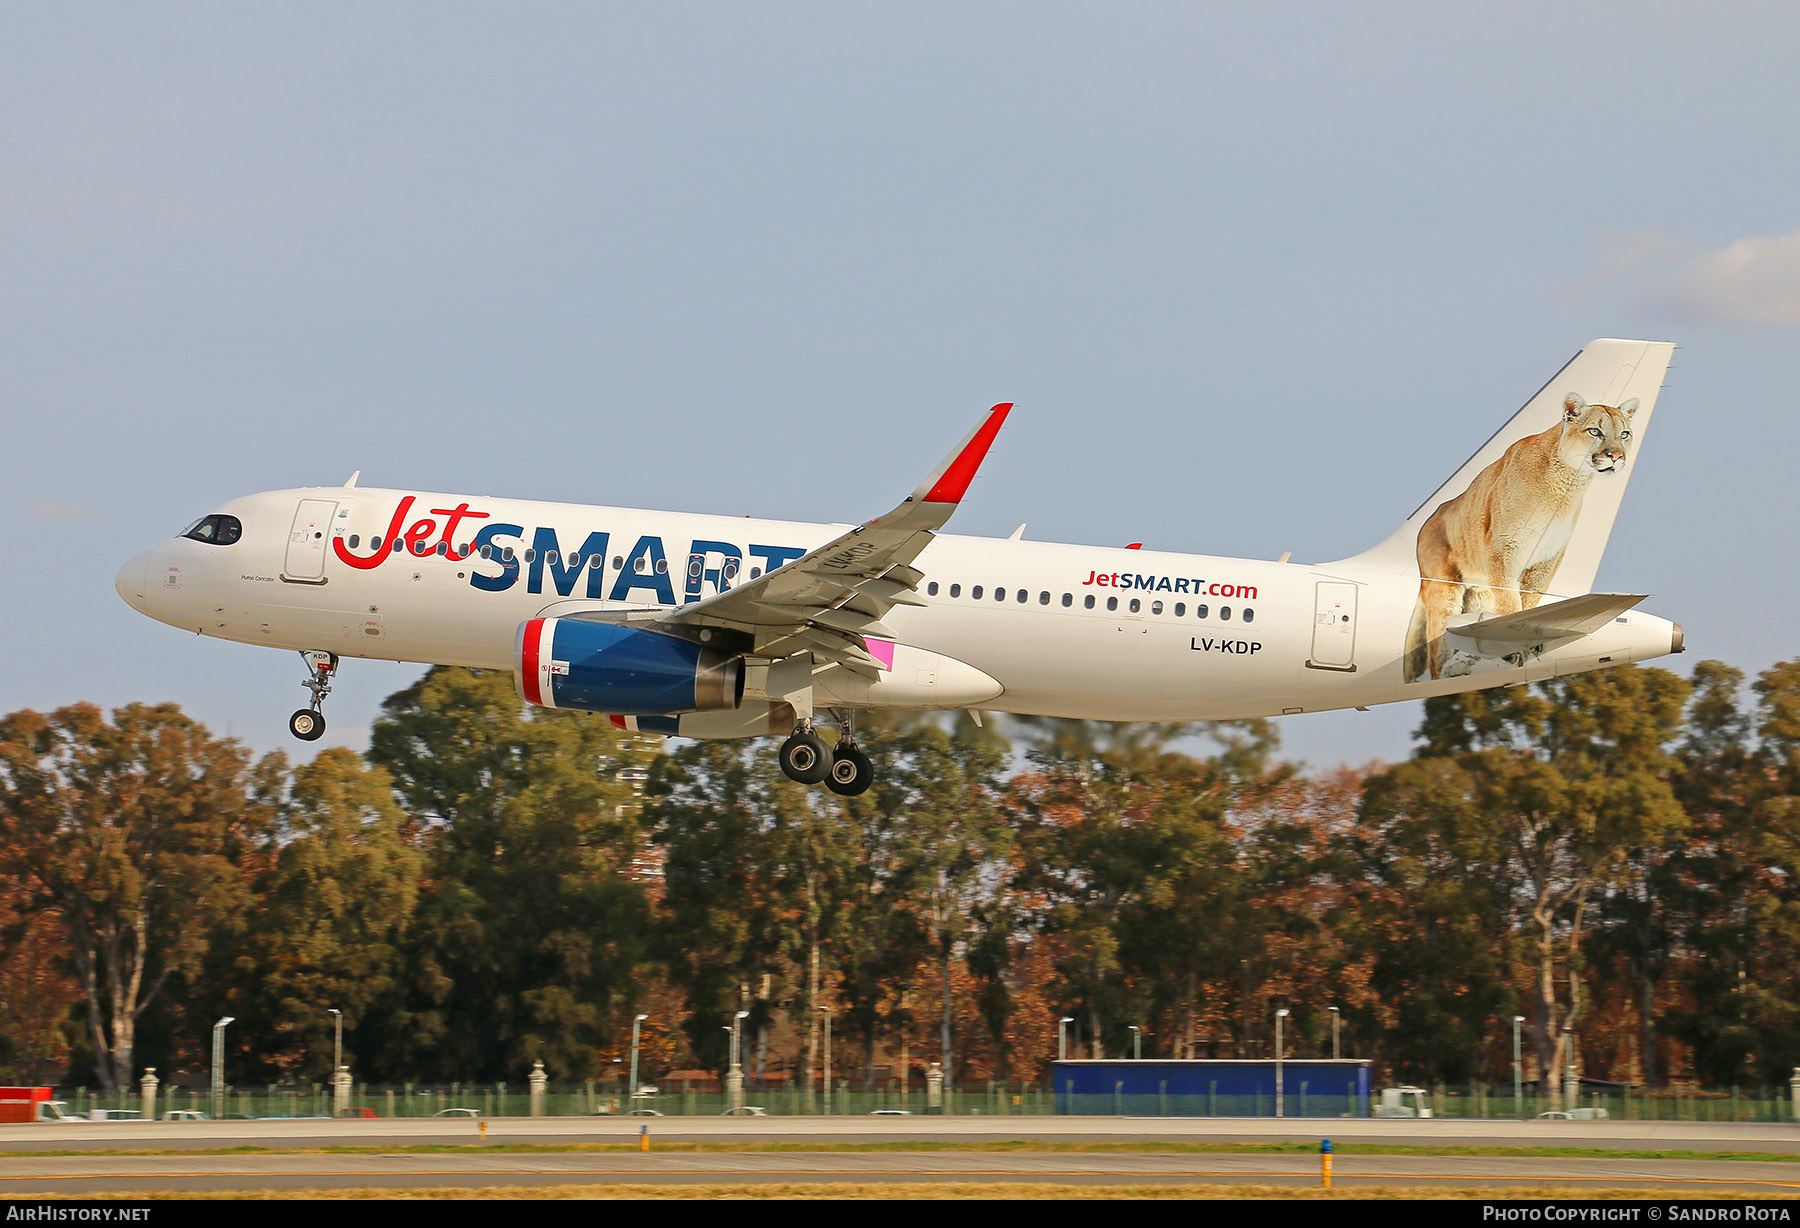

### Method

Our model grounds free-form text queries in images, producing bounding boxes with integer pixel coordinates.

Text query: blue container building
[1051,1059,1372,1117]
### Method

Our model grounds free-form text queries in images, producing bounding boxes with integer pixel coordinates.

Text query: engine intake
[515,617,742,715]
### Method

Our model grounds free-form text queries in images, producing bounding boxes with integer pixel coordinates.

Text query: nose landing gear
[288,651,338,742]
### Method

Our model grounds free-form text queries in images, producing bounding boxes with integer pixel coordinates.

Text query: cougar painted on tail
[1402,393,1637,682]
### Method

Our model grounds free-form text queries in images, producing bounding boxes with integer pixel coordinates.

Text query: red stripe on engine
[609,715,627,729]
[521,618,546,706]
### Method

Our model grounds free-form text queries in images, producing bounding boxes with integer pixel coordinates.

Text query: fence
[43,1080,1800,1122]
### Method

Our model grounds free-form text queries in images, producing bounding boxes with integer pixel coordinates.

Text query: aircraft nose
[115,551,149,612]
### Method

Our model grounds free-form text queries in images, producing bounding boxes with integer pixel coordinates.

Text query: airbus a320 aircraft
[117,339,1684,796]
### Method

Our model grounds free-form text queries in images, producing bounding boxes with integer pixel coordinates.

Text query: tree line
[2,659,1797,1097]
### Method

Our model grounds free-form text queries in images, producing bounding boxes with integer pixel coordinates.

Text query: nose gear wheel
[289,650,339,741]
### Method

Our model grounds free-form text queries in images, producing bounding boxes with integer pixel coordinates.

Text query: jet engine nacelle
[515,617,742,715]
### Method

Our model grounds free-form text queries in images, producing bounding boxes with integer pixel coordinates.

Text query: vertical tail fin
[1342,339,1675,683]
[1351,338,1674,591]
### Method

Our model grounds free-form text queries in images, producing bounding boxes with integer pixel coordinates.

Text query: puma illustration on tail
[1347,339,1676,682]
[117,338,1683,794]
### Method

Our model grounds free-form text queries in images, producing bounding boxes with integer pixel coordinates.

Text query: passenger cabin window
[972,586,984,599]
[1039,591,1050,605]
[524,549,537,563]
[348,535,360,549]
[502,547,515,563]
[1220,606,1232,621]
[613,555,624,569]
[1061,593,1072,607]
[480,545,492,559]
[1107,596,1118,611]
[1196,604,1208,619]
[950,584,961,597]
[181,514,242,546]
[371,536,383,551]
[1084,595,1095,609]
[1129,598,1140,613]
[1175,602,1186,616]
[1151,600,1163,615]
[1242,608,1255,624]
[927,582,939,596]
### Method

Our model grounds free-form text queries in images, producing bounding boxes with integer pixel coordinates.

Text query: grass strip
[22,1183,1800,1200]
[5,1141,1800,1163]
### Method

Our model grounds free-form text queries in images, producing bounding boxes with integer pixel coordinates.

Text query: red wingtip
[922,403,1012,505]
[1125,543,1143,550]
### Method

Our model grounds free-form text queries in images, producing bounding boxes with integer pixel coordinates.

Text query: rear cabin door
[282,499,338,583]
[1307,581,1358,671]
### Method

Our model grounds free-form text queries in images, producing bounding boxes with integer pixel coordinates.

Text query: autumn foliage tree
[0,703,275,1092]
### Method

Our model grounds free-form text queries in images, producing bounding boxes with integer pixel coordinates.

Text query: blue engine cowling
[515,617,742,715]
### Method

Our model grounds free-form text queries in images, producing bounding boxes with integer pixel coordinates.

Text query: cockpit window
[181,514,242,546]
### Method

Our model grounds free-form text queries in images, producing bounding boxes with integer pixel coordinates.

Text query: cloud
[1610,227,1800,326]
[30,500,95,520]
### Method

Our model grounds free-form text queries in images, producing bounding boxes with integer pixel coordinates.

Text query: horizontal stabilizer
[1447,593,1646,655]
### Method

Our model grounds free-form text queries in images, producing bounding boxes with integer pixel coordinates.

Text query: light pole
[1563,1022,1576,1112]
[727,1009,750,1114]
[1275,1008,1290,1119]
[328,1008,342,1074]
[1512,1016,1525,1117]
[816,1005,833,1115]
[1058,1016,1074,1062]
[211,1016,235,1120]
[1328,1006,1340,1060]
[1128,1025,1142,1061]
[629,1013,649,1106]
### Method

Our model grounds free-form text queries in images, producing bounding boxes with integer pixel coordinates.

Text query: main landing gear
[288,650,338,742]
[778,711,874,797]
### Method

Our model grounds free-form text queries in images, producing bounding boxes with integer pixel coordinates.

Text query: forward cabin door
[1307,580,1358,671]
[282,499,338,584]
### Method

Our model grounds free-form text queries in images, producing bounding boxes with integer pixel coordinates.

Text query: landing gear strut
[288,650,338,742]
[778,711,875,796]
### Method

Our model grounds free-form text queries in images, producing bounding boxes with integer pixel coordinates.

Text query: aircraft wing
[648,403,1013,676]
[1447,593,1647,655]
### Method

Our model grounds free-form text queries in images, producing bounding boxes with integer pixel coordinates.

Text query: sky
[3,2,1797,773]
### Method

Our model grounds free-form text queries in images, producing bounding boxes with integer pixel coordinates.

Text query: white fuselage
[116,485,1682,723]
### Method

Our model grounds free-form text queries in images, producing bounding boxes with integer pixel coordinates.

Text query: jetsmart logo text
[1082,570,1257,599]
[330,496,805,604]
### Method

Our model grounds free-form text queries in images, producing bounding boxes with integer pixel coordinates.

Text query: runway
[3,1117,1798,1197]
